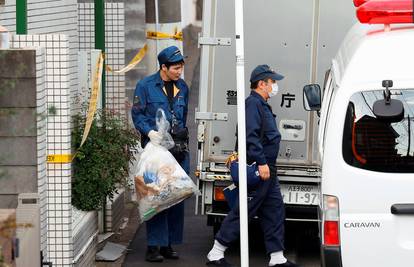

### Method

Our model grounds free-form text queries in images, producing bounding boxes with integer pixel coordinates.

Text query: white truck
[195,0,356,230]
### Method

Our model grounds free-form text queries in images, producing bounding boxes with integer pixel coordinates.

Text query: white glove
[148,130,163,145]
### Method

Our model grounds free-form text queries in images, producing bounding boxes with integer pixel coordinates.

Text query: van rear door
[339,89,414,266]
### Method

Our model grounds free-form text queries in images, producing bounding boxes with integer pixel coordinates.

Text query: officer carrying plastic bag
[135,109,198,222]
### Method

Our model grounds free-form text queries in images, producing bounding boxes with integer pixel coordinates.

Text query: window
[343,89,414,172]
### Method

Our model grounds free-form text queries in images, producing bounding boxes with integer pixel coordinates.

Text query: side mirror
[303,84,321,111]
[373,80,404,123]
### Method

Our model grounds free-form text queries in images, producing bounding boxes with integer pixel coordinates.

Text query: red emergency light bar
[354,0,369,7]
[356,0,414,24]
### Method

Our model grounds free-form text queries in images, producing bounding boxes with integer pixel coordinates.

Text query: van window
[343,90,414,172]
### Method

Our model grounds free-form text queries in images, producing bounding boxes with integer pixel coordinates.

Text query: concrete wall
[0,0,79,116]
[11,36,73,266]
[125,0,147,100]
[0,47,48,259]
[0,49,43,208]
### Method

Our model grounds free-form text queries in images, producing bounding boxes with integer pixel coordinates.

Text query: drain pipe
[16,0,27,34]
[95,0,106,109]
[95,0,107,233]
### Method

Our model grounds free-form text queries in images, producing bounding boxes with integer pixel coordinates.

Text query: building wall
[11,35,73,267]
[125,0,146,101]
[0,0,79,115]
[0,47,47,257]
[0,2,80,265]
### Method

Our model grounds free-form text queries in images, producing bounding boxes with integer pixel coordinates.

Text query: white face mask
[268,83,279,98]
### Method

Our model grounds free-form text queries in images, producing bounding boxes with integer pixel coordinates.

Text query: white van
[303,1,414,266]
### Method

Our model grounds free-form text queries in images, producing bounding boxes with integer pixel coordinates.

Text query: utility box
[15,193,40,267]
[0,209,17,267]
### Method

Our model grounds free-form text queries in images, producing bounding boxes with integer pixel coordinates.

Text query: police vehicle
[195,0,356,231]
[303,0,414,266]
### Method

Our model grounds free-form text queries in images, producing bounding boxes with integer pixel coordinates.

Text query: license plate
[280,184,320,205]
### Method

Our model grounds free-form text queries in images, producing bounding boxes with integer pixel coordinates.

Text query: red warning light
[356,0,414,24]
[354,0,370,7]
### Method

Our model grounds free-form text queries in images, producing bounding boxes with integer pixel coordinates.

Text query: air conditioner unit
[16,193,40,267]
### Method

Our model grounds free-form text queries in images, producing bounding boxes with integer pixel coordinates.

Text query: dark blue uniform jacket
[246,91,281,165]
[131,71,189,142]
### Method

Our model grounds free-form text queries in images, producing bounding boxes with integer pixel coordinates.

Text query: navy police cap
[158,46,185,66]
[250,64,284,83]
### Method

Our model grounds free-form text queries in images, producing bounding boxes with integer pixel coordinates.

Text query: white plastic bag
[135,109,198,222]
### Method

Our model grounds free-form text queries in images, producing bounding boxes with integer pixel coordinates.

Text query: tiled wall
[11,35,73,267]
[0,2,78,265]
[35,47,48,259]
[78,2,126,117]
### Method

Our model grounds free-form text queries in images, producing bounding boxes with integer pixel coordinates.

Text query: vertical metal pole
[308,0,320,164]
[154,0,160,57]
[95,0,106,109]
[235,0,249,266]
[16,0,27,34]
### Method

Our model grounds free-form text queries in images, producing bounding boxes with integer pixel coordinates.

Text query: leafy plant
[71,109,140,211]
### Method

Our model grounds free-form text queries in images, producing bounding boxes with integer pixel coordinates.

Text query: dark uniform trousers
[216,164,285,254]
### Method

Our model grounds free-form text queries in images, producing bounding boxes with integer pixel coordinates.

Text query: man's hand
[148,130,163,144]
[258,164,270,180]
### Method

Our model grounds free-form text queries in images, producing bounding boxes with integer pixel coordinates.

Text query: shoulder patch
[133,95,140,105]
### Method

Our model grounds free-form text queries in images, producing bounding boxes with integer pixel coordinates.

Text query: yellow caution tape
[80,52,104,148]
[146,30,183,41]
[106,29,182,74]
[47,53,103,163]
[47,154,72,164]
[106,44,148,74]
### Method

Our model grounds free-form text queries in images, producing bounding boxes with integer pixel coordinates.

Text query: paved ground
[122,199,321,267]
[96,201,140,267]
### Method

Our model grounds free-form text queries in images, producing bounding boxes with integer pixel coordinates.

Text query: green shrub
[72,109,140,211]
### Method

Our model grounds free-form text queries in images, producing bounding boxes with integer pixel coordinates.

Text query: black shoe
[270,260,302,267]
[160,245,179,259]
[145,246,164,262]
[206,258,235,267]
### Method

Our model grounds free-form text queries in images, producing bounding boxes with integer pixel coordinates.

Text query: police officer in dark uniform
[206,65,301,267]
[131,46,189,262]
